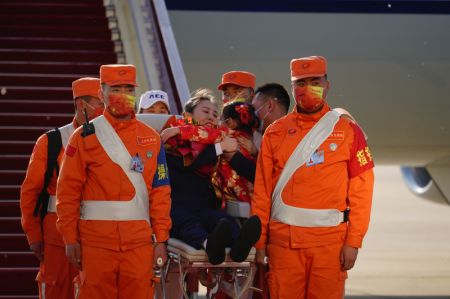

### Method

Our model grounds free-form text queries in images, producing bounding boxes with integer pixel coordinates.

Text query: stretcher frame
[156,238,258,299]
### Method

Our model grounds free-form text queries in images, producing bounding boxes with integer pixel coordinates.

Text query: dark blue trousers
[170,207,240,249]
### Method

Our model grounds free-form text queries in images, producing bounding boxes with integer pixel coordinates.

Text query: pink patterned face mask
[294,86,325,112]
[108,93,135,117]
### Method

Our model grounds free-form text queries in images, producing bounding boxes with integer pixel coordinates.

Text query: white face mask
[255,101,270,132]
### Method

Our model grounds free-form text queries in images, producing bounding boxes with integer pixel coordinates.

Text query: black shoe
[230,215,261,263]
[206,218,232,265]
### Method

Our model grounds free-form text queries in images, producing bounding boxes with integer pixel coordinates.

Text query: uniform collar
[103,109,137,130]
[292,102,331,123]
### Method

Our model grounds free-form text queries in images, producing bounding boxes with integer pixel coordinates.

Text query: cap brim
[217,82,230,90]
[139,100,170,110]
[291,73,326,81]
[103,80,138,87]
[217,81,252,90]
[73,91,102,100]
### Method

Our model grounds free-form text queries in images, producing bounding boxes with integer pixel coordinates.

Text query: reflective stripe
[79,116,150,223]
[333,107,367,140]
[74,280,80,299]
[59,122,75,149]
[47,195,56,213]
[41,282,46,299]
[271,109,345,227]
[44,123,74,214]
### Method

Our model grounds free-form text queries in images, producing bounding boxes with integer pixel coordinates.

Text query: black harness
[33,128,62,220]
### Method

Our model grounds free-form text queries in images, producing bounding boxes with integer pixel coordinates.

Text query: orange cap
[72,77,101,99]
[290,56,327,81]
[100,64,138,86]
[217,71,256,90]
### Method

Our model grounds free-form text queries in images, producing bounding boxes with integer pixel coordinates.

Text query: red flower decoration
[235,104,250,125]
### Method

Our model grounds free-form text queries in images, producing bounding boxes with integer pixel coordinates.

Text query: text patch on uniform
[152,144,170,187]
[328,131,344,140]
[137,136,157,146]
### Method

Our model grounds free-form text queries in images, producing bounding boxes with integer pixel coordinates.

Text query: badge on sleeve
[306,150,324,167]
[130,153,144,173]
[152,143,170,188]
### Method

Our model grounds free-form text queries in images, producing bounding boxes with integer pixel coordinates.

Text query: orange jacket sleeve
[251,132,275,249]
[20,134,48,245]
[345,122,375,248]
[148,143,172,242]
[346,169,374,248]
[56,133,86,245]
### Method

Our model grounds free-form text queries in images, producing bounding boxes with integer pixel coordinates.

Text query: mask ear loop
[255,100,270,117]
[83,99,105,118]
[225,89,249,105]
[82,99,99,111]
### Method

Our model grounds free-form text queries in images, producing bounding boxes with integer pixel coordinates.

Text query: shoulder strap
[33,128,62,219]
[270,110,341,224]
[333,107,368,140]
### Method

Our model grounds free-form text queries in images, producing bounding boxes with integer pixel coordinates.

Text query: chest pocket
[318,140,343,166]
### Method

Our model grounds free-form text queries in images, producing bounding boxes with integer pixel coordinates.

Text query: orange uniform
[252,103,374,298]
[20,119,79,299]
[56,110,171,298]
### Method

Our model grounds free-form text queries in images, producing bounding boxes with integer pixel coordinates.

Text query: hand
[160,127,180,143]
[340,244,358,270]
[219,136,238,153]
[153,242,168,268]
[255,248,268,265]
[237,136,258,156]
[30,241,44,262]
[66,242,82,270]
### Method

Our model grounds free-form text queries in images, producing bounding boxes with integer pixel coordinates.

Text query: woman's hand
[237,136,258,156]
[220,136,238,153]
[160,127,180,143]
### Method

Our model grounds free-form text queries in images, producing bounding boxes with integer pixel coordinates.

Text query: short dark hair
[255,83,290,112]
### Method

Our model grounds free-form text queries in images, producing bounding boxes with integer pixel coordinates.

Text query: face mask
[108,93,135,117]
[83,101,104,119]
[294,86,325,112]
[255,101,271,132]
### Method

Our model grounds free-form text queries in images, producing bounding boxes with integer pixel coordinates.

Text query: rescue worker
[218,70,256,104]
[252,56,375,298]
[248,83,290,299]
[56,64,172,299]
[20,77,103,299]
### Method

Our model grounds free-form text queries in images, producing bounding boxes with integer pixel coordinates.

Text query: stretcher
[154,201,261,299]
[153,238,257,299]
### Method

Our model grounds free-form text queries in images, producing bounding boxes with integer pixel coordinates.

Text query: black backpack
[33,128,62,220]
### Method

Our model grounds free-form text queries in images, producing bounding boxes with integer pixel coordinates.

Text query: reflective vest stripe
[270,109,346,227]
[79,116,150,223]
